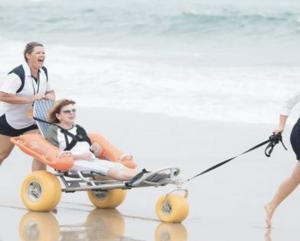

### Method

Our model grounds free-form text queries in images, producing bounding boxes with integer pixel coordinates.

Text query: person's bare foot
[119,154,133,162]
[264,203,274,228]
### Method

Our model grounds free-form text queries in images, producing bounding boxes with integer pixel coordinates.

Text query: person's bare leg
[265,162,300,228]
[119,154,133,162]
[32,159,46,171]
[0,134,15,166]
[107,167,137,181]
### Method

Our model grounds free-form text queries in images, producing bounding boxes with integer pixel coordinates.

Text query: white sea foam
[44,45,300,125]
[0,0,299,125]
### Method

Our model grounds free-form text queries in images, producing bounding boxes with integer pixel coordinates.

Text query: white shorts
[71,159,124,175]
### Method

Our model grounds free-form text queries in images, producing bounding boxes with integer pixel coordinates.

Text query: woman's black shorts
[0,114,37,137]
[290,118,300,160]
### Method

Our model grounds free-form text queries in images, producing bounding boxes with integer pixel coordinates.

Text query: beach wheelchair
[11,100,189,223]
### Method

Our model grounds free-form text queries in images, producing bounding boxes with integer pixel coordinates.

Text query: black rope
[183,132,287,184]
[33,116,60,128]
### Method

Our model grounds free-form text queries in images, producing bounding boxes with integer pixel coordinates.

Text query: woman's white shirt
[281,92,300,116]
[57,126,95,159]
[0,63,52,129]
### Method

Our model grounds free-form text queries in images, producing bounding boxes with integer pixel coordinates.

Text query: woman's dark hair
[48,99,76,123]
[24,42,44,62]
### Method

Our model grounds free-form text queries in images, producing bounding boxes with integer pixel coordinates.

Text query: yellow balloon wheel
[155,194,189,223]
[20,171,61,211]
[85,209,125,240]
[87,189,127,208]
[155,222,188,241]
[19,212,59,241]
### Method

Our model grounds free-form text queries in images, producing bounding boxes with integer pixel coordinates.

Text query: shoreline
[0,107,298,241]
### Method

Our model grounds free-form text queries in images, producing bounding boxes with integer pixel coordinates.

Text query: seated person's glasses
[62,109,76,114]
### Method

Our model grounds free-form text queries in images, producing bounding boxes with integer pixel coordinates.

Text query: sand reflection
[19,209,126,241]
[19,209,188,241]
[19,212,59,241]
[85,209,125,241]
[155,223,188,241]
[265,228,272,241]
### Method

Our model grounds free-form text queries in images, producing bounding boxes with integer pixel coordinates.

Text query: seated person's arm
[90,142,103,157]
[56,151,93,161]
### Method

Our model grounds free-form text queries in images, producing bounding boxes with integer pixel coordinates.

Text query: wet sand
[1,107,300,241]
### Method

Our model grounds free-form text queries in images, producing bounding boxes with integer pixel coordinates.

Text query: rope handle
[264,132,287,157]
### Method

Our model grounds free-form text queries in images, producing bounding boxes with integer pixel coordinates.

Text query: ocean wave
[159,10,300,38]
[0,1,299,40]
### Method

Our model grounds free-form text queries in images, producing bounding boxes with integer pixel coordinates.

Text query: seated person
[46,99,138,181]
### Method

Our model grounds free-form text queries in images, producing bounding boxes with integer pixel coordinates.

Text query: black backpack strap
[41,66,48,81]
[8,65,25,93]
[32,116,79,151]
[33,116,90,151]
[76,124,92,145]
[62,125,91,151]
[61,129,77,151]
